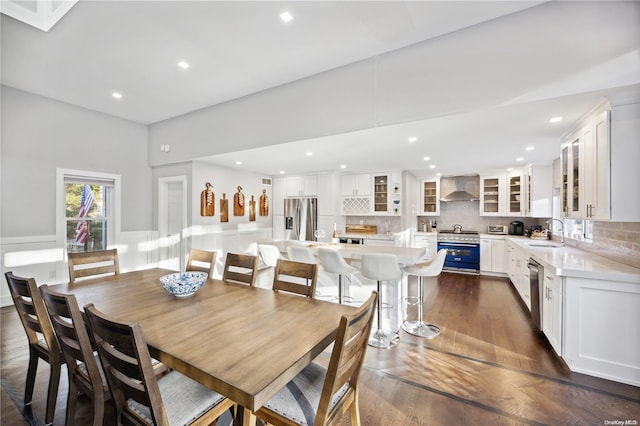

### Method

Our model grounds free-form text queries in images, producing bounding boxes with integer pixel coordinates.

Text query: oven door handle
[438,243,478,248]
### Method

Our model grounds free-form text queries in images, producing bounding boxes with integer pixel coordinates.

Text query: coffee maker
[509,221,524,235]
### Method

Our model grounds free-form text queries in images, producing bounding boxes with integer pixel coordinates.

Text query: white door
[158,177,187,271]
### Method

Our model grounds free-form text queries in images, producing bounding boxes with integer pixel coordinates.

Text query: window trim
[56,168,121,253]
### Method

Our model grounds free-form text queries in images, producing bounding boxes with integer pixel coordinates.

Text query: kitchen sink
[528,243,562,248]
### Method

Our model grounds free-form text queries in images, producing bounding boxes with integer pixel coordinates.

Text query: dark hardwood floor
[2,273,638,425]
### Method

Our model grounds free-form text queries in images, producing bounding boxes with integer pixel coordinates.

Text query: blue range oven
[437,231,480,273]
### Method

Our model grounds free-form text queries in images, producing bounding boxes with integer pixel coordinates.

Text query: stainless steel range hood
[440,175,479,202]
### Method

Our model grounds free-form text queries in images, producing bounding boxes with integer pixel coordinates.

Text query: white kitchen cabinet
[341,174,371,196]
[583,109,610,220]
[421,178,440,215]
[364,238,396,247]
[272,214,285,240]
[373,174,390,214]
[316,174,338,216]
[524,164,552,218]
[286,175,317,197]
[506,241,530,310]
[480,237,507,274]
[542,268,562,356]
[480,175,506,216]
[564,275,640,386]
[413,232,437,258]
[507,171,524,216]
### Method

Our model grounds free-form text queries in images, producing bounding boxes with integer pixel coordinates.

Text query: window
[57,169,121,253]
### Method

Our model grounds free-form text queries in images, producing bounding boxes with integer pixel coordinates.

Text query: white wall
[1,86,153,235]
[1,86,153,306]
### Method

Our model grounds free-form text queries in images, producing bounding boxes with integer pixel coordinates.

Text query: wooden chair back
[4,272,63,425]
[272,259,318,298]
[222,253,258,286]
[186,249,217,276]
[84,303,169,425]
[316,291,378,425]
[68,248,120,284]
[40,284,109,426]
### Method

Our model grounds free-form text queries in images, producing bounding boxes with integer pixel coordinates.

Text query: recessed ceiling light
[423,156,430,161]
[279,170,285,174]
[516,157,524,162]
[340,164,347,169]
[549,116,563,123]
[429,164,436,169]
[525,146,535,151]
[436,173,442,176]
[507,168,513,171]
[177,61,190,70]
[280,11,293,23]
[305,151,313,156]
[408,137,417,143]
[111,92,122,99]
[235,161,242,165]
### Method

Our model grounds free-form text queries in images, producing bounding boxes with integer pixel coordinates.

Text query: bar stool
[316,247,358,304]
[360,253,402,349]
[401,249,447,338]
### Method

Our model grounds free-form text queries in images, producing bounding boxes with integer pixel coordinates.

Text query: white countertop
[504,236,640,283]
[339,233,396,241]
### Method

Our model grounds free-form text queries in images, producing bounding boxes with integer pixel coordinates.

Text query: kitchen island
[263,239,426,264]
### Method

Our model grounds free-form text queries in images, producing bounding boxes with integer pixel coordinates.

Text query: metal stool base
[402,321,441,339]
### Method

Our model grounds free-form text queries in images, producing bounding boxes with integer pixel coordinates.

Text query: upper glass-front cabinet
[561,134,584,218]
[507,172,524,215]
[373,175,388,213]
[421,179,440,215]
[480,175,504,216]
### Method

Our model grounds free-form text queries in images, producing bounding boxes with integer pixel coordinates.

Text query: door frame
[158,176,188,270]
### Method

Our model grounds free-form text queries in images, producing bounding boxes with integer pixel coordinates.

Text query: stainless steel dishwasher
[527,258,543,331]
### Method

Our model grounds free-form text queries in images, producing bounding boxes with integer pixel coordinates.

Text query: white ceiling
[2,1,639,178]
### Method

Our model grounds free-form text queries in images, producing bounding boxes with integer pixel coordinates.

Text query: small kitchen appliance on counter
[487,225,508,235]
[509,221,524,235]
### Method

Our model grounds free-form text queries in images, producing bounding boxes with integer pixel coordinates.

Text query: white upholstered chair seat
[262,362,349,426]
[127,370,227,426]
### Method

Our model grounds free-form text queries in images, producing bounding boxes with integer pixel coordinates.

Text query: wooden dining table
[50,268,357,424]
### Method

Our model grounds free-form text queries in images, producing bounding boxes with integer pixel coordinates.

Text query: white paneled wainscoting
[0,226,272,307]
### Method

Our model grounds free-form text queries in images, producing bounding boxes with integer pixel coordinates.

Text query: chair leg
[66,378,78,426]
[24,348,39,405]
[45,360,61,425]
[368,280,398,349]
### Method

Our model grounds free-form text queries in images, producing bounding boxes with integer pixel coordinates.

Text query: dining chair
[316,247,358,304]
[253,291,378,426]
[40,284,110,426]
[272,259,318,298]
[84,303,236,426]
[68,248,120,284]
[401,249,447,338]
[222,252,259,286]
[4,272,63,425]
[359,253,403,349]
[186,248,217,276]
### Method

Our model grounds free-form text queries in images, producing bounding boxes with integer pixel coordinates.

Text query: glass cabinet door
[422,179,439,215]
[561,144,569,216]
[373,175,388,213]
[481,177,500,215]
[571,139,580,214]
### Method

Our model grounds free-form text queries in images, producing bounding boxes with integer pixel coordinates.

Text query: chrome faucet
[546,218,566,246]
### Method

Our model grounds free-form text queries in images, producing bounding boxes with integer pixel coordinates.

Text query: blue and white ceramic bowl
[159,272,208,298]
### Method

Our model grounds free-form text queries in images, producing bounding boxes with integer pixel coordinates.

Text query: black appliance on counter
[338,237,364,245]
[509,221,524,235]
[437,230,480,273]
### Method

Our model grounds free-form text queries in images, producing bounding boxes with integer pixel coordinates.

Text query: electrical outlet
[49,271,56,279]
[359,220,364,225]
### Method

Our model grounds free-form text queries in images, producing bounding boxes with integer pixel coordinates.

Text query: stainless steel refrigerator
[284,198,318,241]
